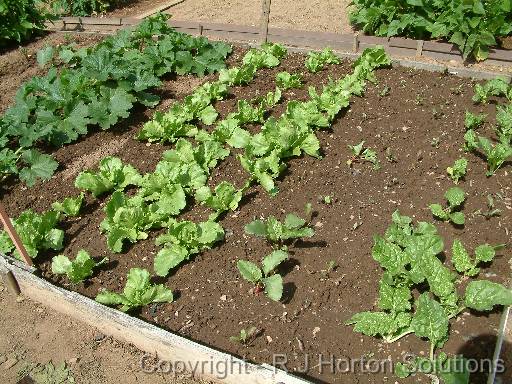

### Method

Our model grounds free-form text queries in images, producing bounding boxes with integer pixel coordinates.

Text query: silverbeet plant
[346,211,512,382]
[429,187,466,225]
[52,250,108,284]
[244,211,314,248]
[96,268,173,312]
[237,249,288,302]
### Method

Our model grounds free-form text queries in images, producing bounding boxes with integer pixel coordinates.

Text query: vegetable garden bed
[1,17,512,384]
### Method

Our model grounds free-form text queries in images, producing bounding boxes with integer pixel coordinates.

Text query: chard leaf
[410,293,449,348]
[378,280,412,313]
[464,280,512,311]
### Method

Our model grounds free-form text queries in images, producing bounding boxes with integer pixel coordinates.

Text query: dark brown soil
[1,46,511,384]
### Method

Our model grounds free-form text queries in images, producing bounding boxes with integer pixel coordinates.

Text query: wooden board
[0,254,309,384]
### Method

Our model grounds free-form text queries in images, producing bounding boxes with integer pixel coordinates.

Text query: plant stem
[385,329,414,343]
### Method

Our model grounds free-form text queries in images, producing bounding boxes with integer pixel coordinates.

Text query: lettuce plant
[275,72,303,90]
[305,48,341,73]
[52,250,108,284]
[96,268,173,312]
[0,209,64,259]
[195,181,243,221]
[75,157,141,197]
[51,193,85,217]
[237,250,288,301]
[154,220,224,277]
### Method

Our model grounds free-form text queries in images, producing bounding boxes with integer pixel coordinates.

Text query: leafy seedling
[51,193,85,217]
[75,157,141,197]
[473,194,502,219]
[464,111,486,130]
[52,250,108,284]
[237,250,288,301]
[347,141,380,170]
[229,327,259,345]
[29,361,75,384]
[275,72,303,90]
[305,48,340,73]
[245,212,314,247]
[430,187,466,225]
[446,158,467,184]
[195,181,243,221]
[379,86,390,97]
[385,147,397,163]
[96,268,173,312]
[464,130,512,175]
[452,240,505,277]
[431,137,440,148]
[322,195,333,205]
[321,260,337,278]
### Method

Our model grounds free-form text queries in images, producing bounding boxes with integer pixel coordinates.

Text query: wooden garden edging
[0,252,310,384]
[45,17,512,73]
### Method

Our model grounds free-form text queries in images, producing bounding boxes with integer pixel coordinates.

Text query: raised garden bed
[1,20,512,384]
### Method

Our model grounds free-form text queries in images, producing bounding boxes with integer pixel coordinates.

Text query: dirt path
[0,283,208,384]
[108,0,353,33]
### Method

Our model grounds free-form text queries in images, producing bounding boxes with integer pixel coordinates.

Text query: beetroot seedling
[229,327,259,345]
[237,250,288,302]
[347,141,380,170]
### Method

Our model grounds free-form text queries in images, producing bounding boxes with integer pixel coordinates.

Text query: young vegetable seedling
[237,250,288,301]
[347,141,380,170]
[51,193,85,217]
[446,158,467,184]
[229,327,259,345]
[452,240,505,277]
[473,194,502,219]
[429,187,466,225]
[464,111,486,130]
[464,130,512,176]
[305,48,340,73]
[96,268,173,312]
[52,250,108,284]
[244,210,314,248]
[275,72,303,90]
